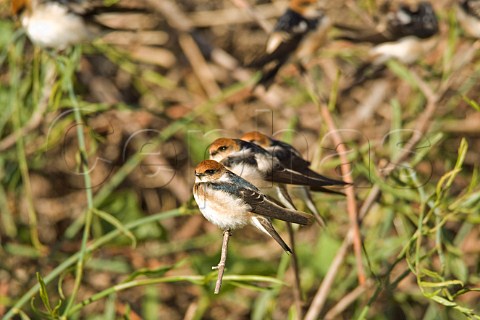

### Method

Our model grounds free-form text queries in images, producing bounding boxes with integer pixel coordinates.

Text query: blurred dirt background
[0,0,479,318]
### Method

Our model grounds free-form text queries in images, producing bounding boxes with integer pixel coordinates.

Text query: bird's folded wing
[303,167,349,186]
[268,165,348,188]
[240,189,313,225]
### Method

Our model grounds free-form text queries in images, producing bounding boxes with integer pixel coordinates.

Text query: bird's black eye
[205,169,216,175]
[218,146,228,152]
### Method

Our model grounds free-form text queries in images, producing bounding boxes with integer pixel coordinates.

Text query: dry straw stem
[286,222,304,318]
[189,1,286,28]
[305,70,442,320]
[303,72,365,289]
[0,61,56,152]
[178,33,222,99]
[229,0,274,33]
[324,280,373,320]
[304,233,351,320]
[318,101,364,284]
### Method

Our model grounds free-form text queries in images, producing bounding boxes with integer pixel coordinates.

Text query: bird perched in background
[247,0,330,89]
[193,160,313,253]
[456,0,480,39]
[209,137,343,191]
[241,131,347,223]
[335,1,439,90]
[208,137,342,223]
[11,0,145,49]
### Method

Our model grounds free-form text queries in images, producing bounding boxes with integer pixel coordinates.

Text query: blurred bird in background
[247,0,331,89]
[335,1,439,91]
[456,0,480,38]
[10,0,150,50]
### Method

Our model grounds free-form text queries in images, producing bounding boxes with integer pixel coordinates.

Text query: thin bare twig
[178,33,222,98]
[304,233,351,320]
[213,230,231,294]
[302,72,365,320]
[229,0,274,33]
[286,223,304,319]
[189,2,286,28]
[305,69,441,319]
[317,102,364,284]
[304,74,365,286]
[183,301,199,320]
[325,280,372,320]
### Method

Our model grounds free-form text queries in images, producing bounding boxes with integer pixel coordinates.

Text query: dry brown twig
[213,230,231,294]
[304,233,351,320]
[302,73,365,290]
[324,280,372,320]
[189,2,286,28]
[178,33,222,99]
[229,0,274,33]
[286,223,304,318]
[304,69,442,320]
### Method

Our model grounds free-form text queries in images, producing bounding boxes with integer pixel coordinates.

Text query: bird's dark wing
[387,2,439,40]
[335,2,438,43]
[269,141,312,170]
[247,9,313,68]
[309,185,346,196]
[240,189,313,225]
[251,216,292,253]
[267,163,349,189]
[220,153,258,168]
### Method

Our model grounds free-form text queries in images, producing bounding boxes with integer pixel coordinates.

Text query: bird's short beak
[195,172,203,178]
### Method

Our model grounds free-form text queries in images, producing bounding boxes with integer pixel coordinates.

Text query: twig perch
[213,229,231,294]
[286,223,304,318]
[304,69,441,320]
[303,74,365,286]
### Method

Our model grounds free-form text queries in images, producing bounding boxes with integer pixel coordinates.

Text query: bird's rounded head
[241,131,271,148]
[194,160,227,181]
[290,0,320,15]
[209,138,240,161]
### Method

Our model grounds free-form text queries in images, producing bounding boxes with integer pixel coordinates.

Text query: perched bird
[241,132,347,189]
[456,0,480,39]
[209,137,343,191]
[208,137,343,222]
[241,131,347,223]
[247,0,330,88]
[335,1,439,90]
[336,1,439,64]
[11,0,145,49]
[193,160,313,253]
